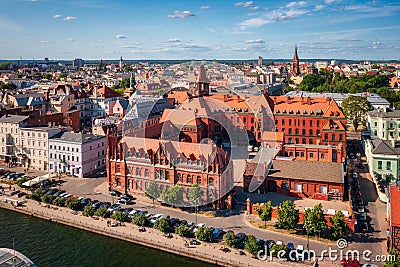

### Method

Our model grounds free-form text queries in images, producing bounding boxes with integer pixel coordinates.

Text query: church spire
[291,44,300,76]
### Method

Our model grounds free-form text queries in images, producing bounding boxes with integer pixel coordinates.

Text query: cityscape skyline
[0,0,399,60]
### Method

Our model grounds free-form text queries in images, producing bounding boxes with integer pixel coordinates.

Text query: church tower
[194,65,210,97]
[291,45,300,76]
[119,56,123,69]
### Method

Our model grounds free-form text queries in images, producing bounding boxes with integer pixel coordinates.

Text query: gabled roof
[0,114,29,124]
[268,159,344,184]
[370,138,400,155]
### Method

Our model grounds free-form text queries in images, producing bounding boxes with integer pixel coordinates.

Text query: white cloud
[239,17,272,29]
[325,0,341,3]
[246,39,265,43]
[167,11,195,19]
[68,38,74,41]
[315,5,325,10]
[53,14,62,19]
[343,5,379,12]
[200,5,210,9]
[286,1,307,8]
[64,16,76,21]
[120,45,136,48]
[40,40,52,44]
[166,38,181,43]
[373,41,381,45]
[234,1,254,7]
[115,35,127,39]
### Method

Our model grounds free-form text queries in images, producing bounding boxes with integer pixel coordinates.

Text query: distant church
[291,45,300,77]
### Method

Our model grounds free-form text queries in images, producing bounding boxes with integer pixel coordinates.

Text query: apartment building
[48,132,106,178]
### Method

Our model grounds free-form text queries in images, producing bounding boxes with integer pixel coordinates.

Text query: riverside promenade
[0,197,297,267]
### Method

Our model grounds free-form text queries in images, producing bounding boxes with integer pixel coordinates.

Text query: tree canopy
[341,95,372,131]
[276,200,299,230]
[145,181,161,204]
[329,211,349,240]
[245,235,262,256]
[162,185,184,207]
[255,201,273,226]
[223,232,237,248]
[154,218,169,233]
[195,226,213,242]
[303,203,327,236]
[188,184,203,207]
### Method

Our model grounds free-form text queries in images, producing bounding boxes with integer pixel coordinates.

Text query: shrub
[154,218,169,233]
[133,214,148,226]
[111,211,127,222]
[83,205,97,217]
[195,226,213,243]
[52,197,66,207]
[223,232,237,248]
[66,198,81,211]
[175,224,191,237]
[94,207,109,218]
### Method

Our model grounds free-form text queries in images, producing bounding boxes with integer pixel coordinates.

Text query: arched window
[136,168,141,176]
[302,138,306,144]
[187,175,192,184]
[208,177,214,186]
[144,169,149,177]
[178,173,182,182]
[160,170,165,179]
[166,171,170,180]
[197,176,202,185]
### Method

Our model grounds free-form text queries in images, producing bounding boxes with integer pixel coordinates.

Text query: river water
[0,208,213,267]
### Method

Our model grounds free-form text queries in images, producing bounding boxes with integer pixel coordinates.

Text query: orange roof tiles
[272,96,345,118]
[390,186,400,226]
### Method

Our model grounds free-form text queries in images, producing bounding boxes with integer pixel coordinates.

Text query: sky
[0,0,399,60]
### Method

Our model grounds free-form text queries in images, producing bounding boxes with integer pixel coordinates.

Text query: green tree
[162,185,184,207]
[43,73,52,80]
[276,200,299,230]
[385,249,400,267]
[40,194,54,204]
[303,204,327,237]
[57,73,67,81]
[29,190,45,202]
[16,177,30,187]
[119,78,130,88]
[133,213,148,226]
[66,198,81,211]
[329,211,349,240]
[188,184,203,223]
[83,205,97,217]
[145,181,161,205]
[52,197,66,207]
[94,207,109,218]
[175,224,191,237]
[154,218,170,233]
[245,235,262,256]
[223,232,237,248]
[341,95,373,132]
[0,62,11,70]
[111,210,127,222]
[255,201,272,226]
[195,226,213,242]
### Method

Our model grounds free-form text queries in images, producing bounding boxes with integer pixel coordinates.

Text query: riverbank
[0,197,290,267]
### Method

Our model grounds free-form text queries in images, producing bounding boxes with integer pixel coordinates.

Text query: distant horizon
[1,58,399,63]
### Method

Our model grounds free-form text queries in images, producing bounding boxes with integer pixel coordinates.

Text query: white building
[48,132,106,178]
[368,108,400,141]
[0,115,29,164]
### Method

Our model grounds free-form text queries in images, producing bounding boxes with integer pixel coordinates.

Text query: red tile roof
[390,186,400,226]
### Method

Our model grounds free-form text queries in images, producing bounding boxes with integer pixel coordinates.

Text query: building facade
[368,108,400,141]
[49,132,106,178]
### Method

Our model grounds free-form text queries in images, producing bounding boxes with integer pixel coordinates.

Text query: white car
[352,172,357,178]
[193,223,206,233]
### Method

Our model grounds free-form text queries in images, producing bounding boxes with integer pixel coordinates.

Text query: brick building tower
[291,45,300,76]
[194,65,210,96]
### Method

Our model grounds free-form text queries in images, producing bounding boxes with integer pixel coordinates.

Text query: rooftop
[369,108,400,118]
[49,132,105,144]
[390,186,400,226]
[0,115,29,124]
[369,138,400,155]
[268,159,344,184]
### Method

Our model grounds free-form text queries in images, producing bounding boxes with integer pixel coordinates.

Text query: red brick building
[268,95,347,152]
[244,158,344,200]
[106,124,234,209]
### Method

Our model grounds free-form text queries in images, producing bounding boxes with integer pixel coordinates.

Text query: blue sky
[0,0,399,60]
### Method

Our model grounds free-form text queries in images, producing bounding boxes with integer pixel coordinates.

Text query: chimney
[391,138,396,148]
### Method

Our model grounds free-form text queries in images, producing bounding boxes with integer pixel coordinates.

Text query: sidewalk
[0,195,294,267]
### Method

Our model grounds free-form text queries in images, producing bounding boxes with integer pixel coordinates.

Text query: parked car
[340,258,360,267]
[169,218,180,227]
[212,228,225,240]
[358,212,367,222]
[109,190,122,197]
[62,193,72,199]
[359,222,369,233]
[53,190,65,197]
[235,233,248,246]
[149,214,164,226]
[121,193,134,200]
[92,201,103,209]
[107,204,121,213]
[118,197,131,205]
[193,223,206,233]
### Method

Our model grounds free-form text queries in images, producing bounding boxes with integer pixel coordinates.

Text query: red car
[340,258,360,267]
